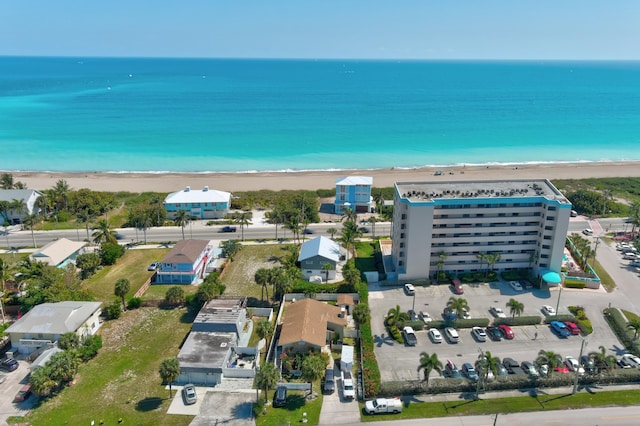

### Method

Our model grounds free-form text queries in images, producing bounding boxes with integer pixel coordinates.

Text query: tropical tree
[342,261,361,288]
[75,252,101,279]
[29,367,57,397]
[21,212,39,248]
[52,179,70,211]
[339,220,362,262]
[416,352,443,386]
[535,349,562,376]
[321,263,334,283]
[256,319,274,352]
[0,258,12,292]
[254,268,271,301]
[285,217,301,244]
[341,207,357,223]
[58,332,80,351]
[301,354,326,394]
[234,211,252,241]
[326,227,338,239]
[353,303,371,326]
[485,252,501,277]
[446,296,470,319]
[589,345,617,373]
[506,298,524,318]
[436,251,448,281]
[476,351,501,386]
[254,362,279,402]
[92,219,116,244]
[173,210,190,240]
[367,216,378,238]
[385,305,409,328]
[475,252,486,273]
[159,358,181,398]
[114,278,131,309]
[373,191,385,214]
[165,286,185,305]
[0,173,15,189]
[628,319,640,340]
[76,209,93,242]
[220,239,242,261]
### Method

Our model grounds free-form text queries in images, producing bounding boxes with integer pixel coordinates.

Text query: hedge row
[568,305,593,335]
[564,281,587,289]
[494,315,543,326]
[425,318,491,330]
[358,282,381,398]
[542,314,577,324]
[605,307,640,355]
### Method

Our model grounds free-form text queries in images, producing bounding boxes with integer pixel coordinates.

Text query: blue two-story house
[334,176,373,214]
[164,186,231,220]
[156,239,212,284]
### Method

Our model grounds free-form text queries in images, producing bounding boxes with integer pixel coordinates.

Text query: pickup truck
[364,397,403,414]
[220,226,237,233]
[341,370,355,400]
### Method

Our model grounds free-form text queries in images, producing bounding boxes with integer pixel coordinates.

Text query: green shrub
[452,318,491,328]
[543,314,577,324]
[388,326,404,344]
[106,301,122,320]
[127,297,142,310]
[494,315,543,326]
[565,281,587,289]
[577,318,593,334]
[405,320,425,331]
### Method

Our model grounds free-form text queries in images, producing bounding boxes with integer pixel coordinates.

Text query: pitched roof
[335,176,373,186]
[336,294,355,306]
[279,298,347,348]
[6,301,102,335]
[298,236,341,263]
[161,239,210,265]
[30,238,86,267]
[0,189,42,203]
[164,186,231,204]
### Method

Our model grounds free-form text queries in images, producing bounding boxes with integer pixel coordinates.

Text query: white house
[29,238,87,268]
[0,189,43,225]
[164,186,231,220]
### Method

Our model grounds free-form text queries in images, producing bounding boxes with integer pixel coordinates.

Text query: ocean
[1,57,639,173]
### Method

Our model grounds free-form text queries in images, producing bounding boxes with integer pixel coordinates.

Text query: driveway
[318,364,361,425]
[0,360,33,426]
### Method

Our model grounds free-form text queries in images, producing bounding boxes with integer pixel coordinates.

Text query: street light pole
[572,337,587,394]
[555,284,563,317]
[412,292,416,312]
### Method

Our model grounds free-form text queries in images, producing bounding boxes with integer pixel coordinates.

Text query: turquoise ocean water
[1,57,639,173]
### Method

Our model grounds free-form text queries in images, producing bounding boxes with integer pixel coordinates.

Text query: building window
[399,261,404,266]
[400,224,405,230]
[400,233,405,239]
[399,251,404,258]
[401,214,406,220]
[399,242,404,248]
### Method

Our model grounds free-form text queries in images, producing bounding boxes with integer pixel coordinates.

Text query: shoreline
[9,161,640,193]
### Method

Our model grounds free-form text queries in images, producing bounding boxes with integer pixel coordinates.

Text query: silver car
[182,384,197,405]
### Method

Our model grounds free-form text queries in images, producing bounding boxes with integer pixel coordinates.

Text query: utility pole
[572,337,587,394]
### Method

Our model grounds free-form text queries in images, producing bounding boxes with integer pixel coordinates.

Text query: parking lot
[369,279,623,383]
[0,360,34,425]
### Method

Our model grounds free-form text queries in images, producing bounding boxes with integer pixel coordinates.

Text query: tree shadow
[612,345,628,356]
[284,394,307,411]
[179,310,197,324]
[135,396,164,412]
[246,297,271,308]
[231,400,255,420]
[374,333,395,347]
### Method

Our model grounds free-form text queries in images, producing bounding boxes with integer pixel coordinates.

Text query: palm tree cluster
[506,298,524,318]
[475,252,502,278]
[254,264,301,303]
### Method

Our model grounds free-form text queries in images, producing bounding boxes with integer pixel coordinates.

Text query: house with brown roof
[155,239,212,284]
[278,298,347,354]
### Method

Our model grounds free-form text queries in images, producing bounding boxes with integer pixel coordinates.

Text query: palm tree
[485,253,501,278]
[476,351,501,386]
[326,227,338,239]
[92,219,116,244]
[417,352,443,386]
[321,263,334,283]
[254,268,271,301]
[628,319,640,340]
[353,303,370,325]
[341,207,357,223]
[373,191,385,214]
[254,362,278,402]
[52,179,70,211]
[284,217,301,244]
[301,354,326,394]
[256,319,274,352]
[437,251,448,281]
[367,216,378,238]
[475,252,486,273]
[159,358,181,398]
[21,212,39,248]
[536,349,562,376]
[506,298,524,318]
[446,296,469,319]
[234,211,252,241]
[589,345,617,373]
[385,305,409,328]
[173,210,190,240]
[114,278,130,309]
[0,258,12,292]
[0,173,15,189]
[339,220,363,262]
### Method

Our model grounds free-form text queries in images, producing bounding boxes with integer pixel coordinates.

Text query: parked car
[444,327,460,343]
[498,324,514,339]
[462,363,479,381]
[618,354,640,368]
[496,364,509,376]
[489,306,507,318]
[538,363,549,376]
[220,225,237,233]
[404,283,416,295]
[147,261,160,271]
[273,385,288,407]
[402,326,418,346]
[580,355,597,373]
[486,326,504,341]
[428,328,443,343]
[471,327,487,342]
[521,361,539,378]
[509,281,523,291]
[582,228,593,236]
[0,358,18,372]
[442,308,457,321]
[182,384,197,405]
[450,281,464,295]
[550,320,571,338]
[541,305,556,316]
[302,228,315,234]
[419,311,432,324]
[322,368,335,394]
[564,321,581,335]
[554,355,569,373]
[565,356,585,375]
[445,360,462,378]
[502,358,523,374]
[407,309,419,322]
[14,384,31,402]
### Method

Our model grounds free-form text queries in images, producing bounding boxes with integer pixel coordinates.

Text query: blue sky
[1,1,638,59]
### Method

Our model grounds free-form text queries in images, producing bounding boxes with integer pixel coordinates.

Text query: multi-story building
[391,179,571,284]
[164,186,231,220]
[334,176,373,214]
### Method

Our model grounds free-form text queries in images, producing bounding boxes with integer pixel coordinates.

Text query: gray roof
[298,236,341,263]
[0,189,42,203]
[31,346,64,370]
[178,331,235,372]
[30,238,86,267]
[6,301,102,335]
[194,298,245,327]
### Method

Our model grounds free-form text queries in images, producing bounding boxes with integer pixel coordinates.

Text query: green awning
[542,271,562,283]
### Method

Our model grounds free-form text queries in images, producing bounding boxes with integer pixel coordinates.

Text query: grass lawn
[221,244,292,304]
[360,389,640,422]
[83,248,169,302]
[255,384,323,426]
[26,307,195,426]
[143,283,199,302]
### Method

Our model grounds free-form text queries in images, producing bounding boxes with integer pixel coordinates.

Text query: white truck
[341,370,355,400]
[364,397,403,414]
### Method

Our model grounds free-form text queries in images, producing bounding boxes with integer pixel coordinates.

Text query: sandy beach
[10,161,640,193]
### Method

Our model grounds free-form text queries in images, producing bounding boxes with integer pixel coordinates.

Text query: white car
[428,328,443,343]
[419,311,432,324]
[582,229,593,236]
[444,327,460,343]
[489,306,507,318]
[509,281,523,291]
[541,305,556,316]
[565,356,585,375]
[471,327,487,342]
[404,283,416,295]
[619,354,640,368]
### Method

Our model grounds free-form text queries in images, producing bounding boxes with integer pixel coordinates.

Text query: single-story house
[334,176,373,214]
[337,294,355,316]
[164,186,231,220]
[155,239,212,284]
[278,298,347,354]
[29,238,87,268]
[0,189,43,225]
[298,236,341,281]
[5,301,103,355]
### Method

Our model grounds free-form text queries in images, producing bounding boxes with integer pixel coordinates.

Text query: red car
[554,364,569,373]
[564,321,581,335]
[497,324,514,339]
[451,279,464,295]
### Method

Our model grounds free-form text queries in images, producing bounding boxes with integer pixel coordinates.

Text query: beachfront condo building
[334,176,373,214]
[390,179,571,284]
[164,186,231,220]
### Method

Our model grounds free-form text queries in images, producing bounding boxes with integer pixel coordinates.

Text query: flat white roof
[164,186,231,204]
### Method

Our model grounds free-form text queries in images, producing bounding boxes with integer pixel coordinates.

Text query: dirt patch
[222,244,289,300]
